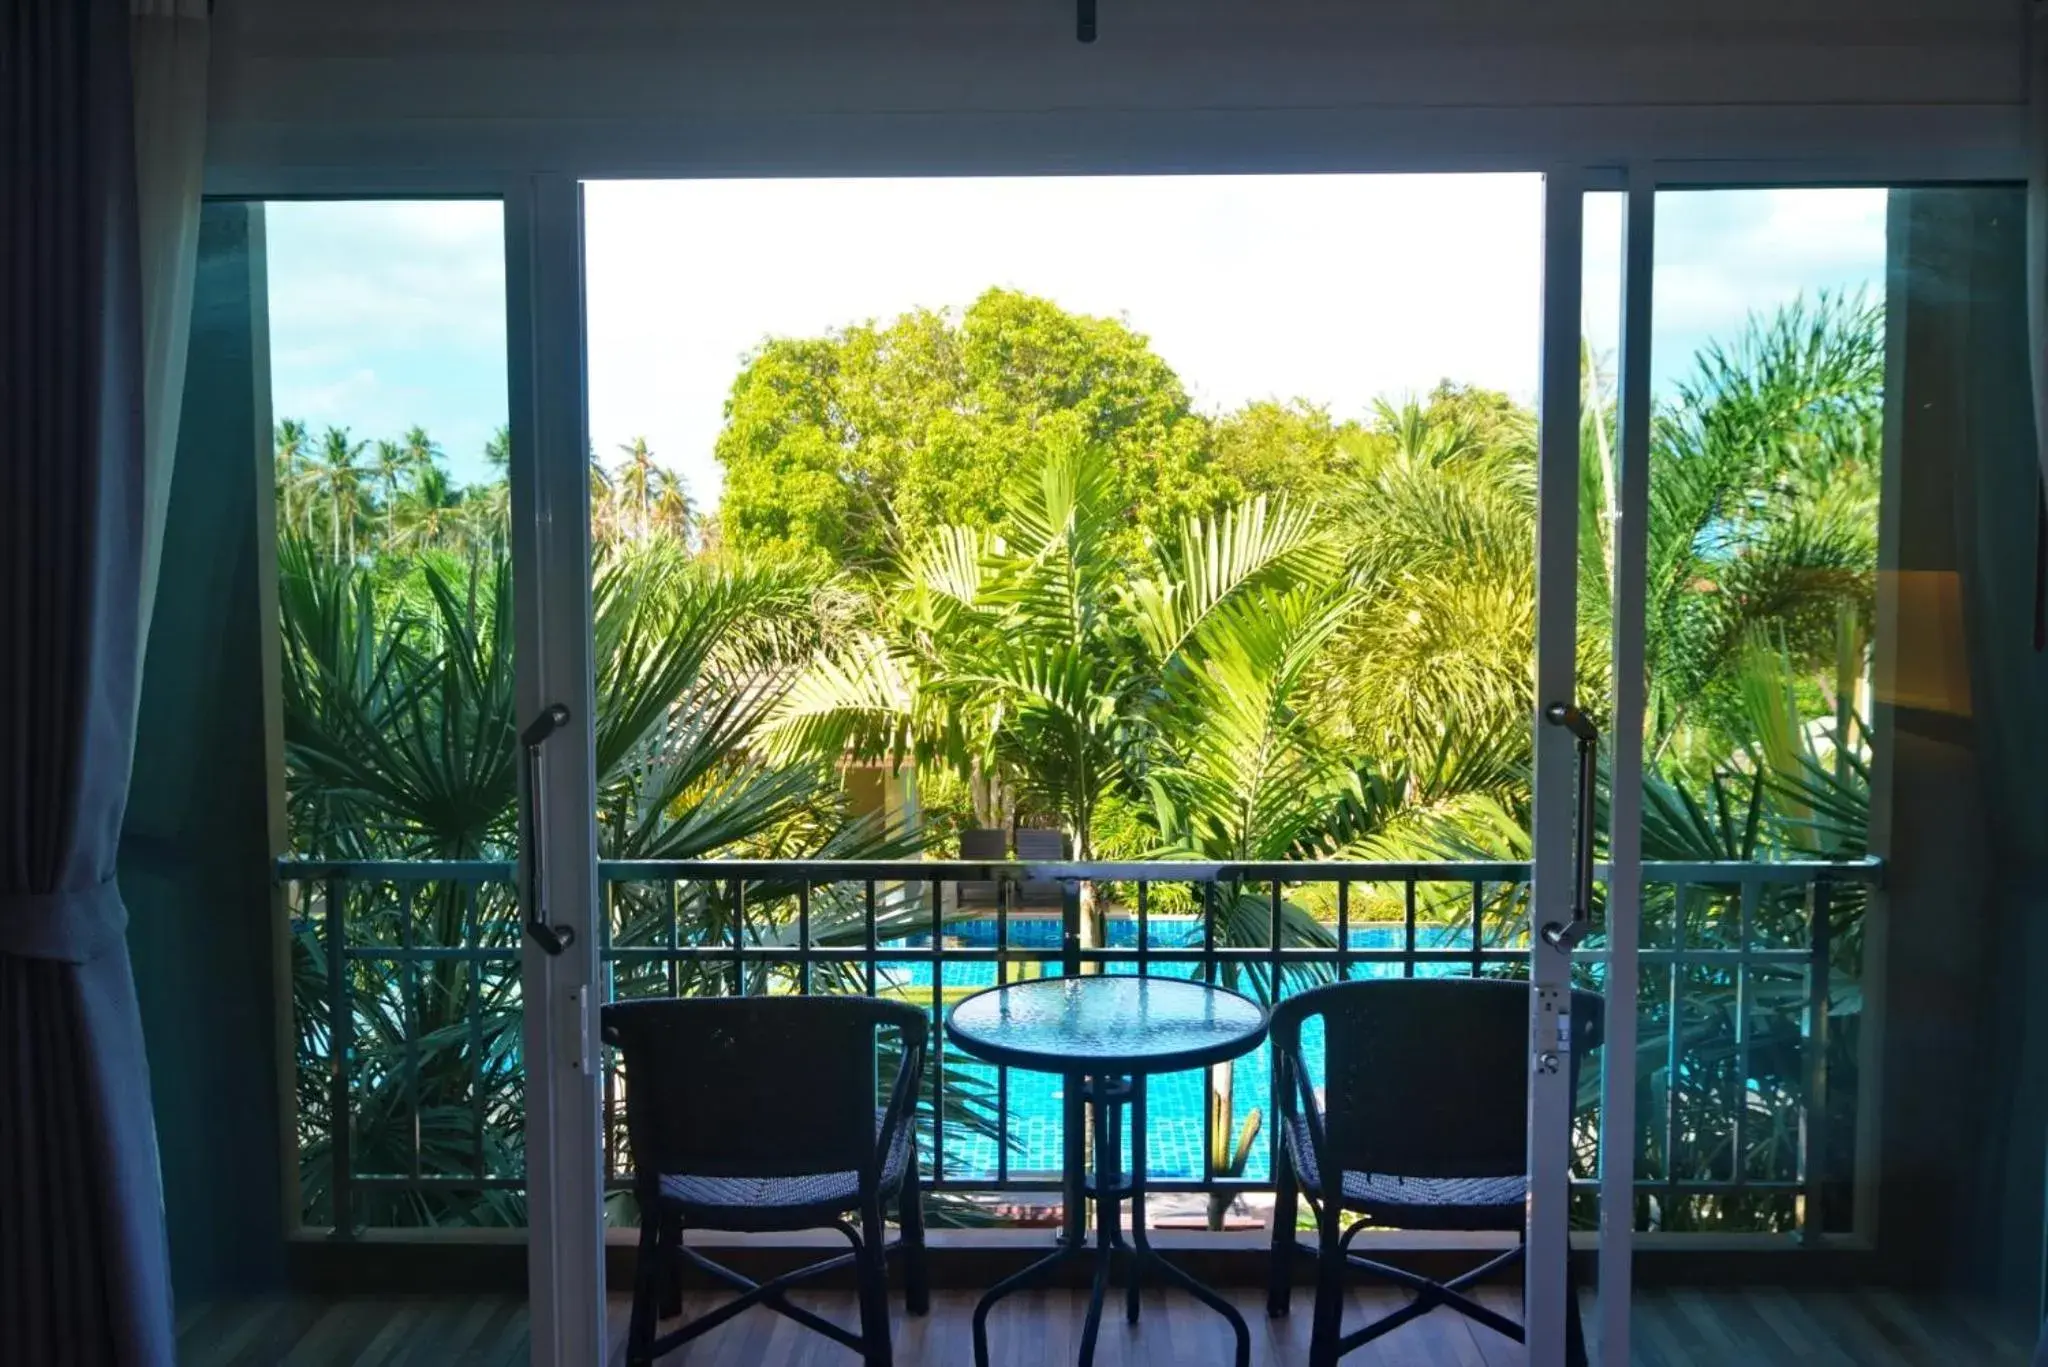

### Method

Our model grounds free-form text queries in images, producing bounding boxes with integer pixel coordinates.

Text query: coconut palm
[300,426,368,562]
[650,468,695,545]
[275,418,313,540]
[390,463,466,554]
[369,440,411,546]
[483,425,511,471]
[615,437,659,542]
[402,425,442,473]
[587,446,617,545]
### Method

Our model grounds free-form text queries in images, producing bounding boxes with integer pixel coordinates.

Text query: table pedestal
[970,1073,1252,1367]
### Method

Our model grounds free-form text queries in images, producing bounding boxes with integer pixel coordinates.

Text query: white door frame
[1528,167,1588,1367]
[1594,168,1656,1367]
[506,174,609,1367]
[1534,167,1661,1367]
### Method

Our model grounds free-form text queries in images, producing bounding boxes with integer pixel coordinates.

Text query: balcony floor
[176,1286,2030,1366]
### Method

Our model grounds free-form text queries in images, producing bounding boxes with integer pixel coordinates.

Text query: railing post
[1268,878,1284,1003]
[1061,878,1082,978]
[729,875,745,996]
[930,875,946,1185]
[325,875,355,1239]
[1800,876,1833,1246]
[796,880,812,995]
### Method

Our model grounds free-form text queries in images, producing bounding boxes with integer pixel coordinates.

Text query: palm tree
[1520,293,1884,782]
[1330,394,1539,804]
[1141,579,1365,1225]
[589,446,617,544]
[370,440,411,549]
[1635,292,1882,769]
[402,425,441,473]
[772,440,1333,943]
[390,463,465,554]
[615,437,658,541]
[275,418,312,540]
[483,425,511,472]
[650,468,695,546]
[301,426,368,562]
[464,427,513,551]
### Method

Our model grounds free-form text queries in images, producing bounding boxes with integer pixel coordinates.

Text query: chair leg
[1267,1145,1299,1319]
[901,1161,930,1317]
[859,1198,895,1367]
[1308,1211,1345,1367]
[626,1216,662,1367]
[658,1210,684,1321]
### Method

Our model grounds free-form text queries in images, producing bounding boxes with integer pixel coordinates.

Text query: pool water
[886,918,1473,1182]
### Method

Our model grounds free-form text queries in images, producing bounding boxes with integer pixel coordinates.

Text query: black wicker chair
[1265,978,1604,1367]
[602,996,930,1367]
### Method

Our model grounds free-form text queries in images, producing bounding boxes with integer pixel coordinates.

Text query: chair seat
[656,1110,914,1229]
[1286,1116,1526,1230]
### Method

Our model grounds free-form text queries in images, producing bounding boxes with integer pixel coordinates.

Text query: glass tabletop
[945,975,1268,1076]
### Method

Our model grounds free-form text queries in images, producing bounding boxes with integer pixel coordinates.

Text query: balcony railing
[277,856,1880,1242]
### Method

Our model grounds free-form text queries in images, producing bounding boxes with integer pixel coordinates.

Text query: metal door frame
[1533,164,1656,1367]
[506,174,608,1367]
[1528,168,1588,1367]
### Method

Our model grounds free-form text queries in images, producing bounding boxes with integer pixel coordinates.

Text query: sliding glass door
[258,196,538,1242]
[252,184,609,1358]
[506,165,1930,1367]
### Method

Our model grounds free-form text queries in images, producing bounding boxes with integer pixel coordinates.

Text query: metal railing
[279,856,1880,1241]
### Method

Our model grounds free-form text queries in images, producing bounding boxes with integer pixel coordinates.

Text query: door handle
[521,703,576,956]
[1542,702,1598,951]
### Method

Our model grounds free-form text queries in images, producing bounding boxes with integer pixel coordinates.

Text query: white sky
[262,179,1888,501]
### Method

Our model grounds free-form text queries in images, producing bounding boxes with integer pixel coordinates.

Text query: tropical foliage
[283,286,1882,1235]
[275,422,705,566]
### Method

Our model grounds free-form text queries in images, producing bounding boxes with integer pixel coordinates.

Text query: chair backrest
[1012,828,1065,860]
[959,828,1008,860]
[1013,827,1067,907]
[1272,977,1604,1181]
[601,995,927,1192]
[957,828,1009,906]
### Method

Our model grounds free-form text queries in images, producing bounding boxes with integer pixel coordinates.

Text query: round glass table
[946,976,1270,1367]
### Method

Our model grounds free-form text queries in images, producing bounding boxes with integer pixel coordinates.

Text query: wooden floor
[176,1286,2033,1366]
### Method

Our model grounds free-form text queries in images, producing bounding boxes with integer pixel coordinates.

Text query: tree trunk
[970,762,994,829]
[1073,828,1106,952]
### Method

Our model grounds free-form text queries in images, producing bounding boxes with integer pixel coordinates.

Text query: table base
[970,1075,1252,1367]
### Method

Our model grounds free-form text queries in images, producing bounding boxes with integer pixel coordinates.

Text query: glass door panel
[258,199,531,1233]
[1640,187,1887,1246]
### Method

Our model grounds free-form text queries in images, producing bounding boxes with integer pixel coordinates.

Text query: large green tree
[715,289,1227,570]
[1207,398,1356,499]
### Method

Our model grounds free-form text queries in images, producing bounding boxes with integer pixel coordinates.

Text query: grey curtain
[2029,10,2048,1356]
[0,0,178,1361]
[2032,0,2048,492]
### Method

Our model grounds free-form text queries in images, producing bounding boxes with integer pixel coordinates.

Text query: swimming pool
[885,918,1474,1182]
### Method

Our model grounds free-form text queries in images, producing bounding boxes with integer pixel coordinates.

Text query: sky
[262,178,1888,501]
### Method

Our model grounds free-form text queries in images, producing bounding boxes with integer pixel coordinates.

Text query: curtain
[2034,3,2048,488]
[131,0,209,657]
[0,0,178,1361]
[2024,14,2048,1354]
